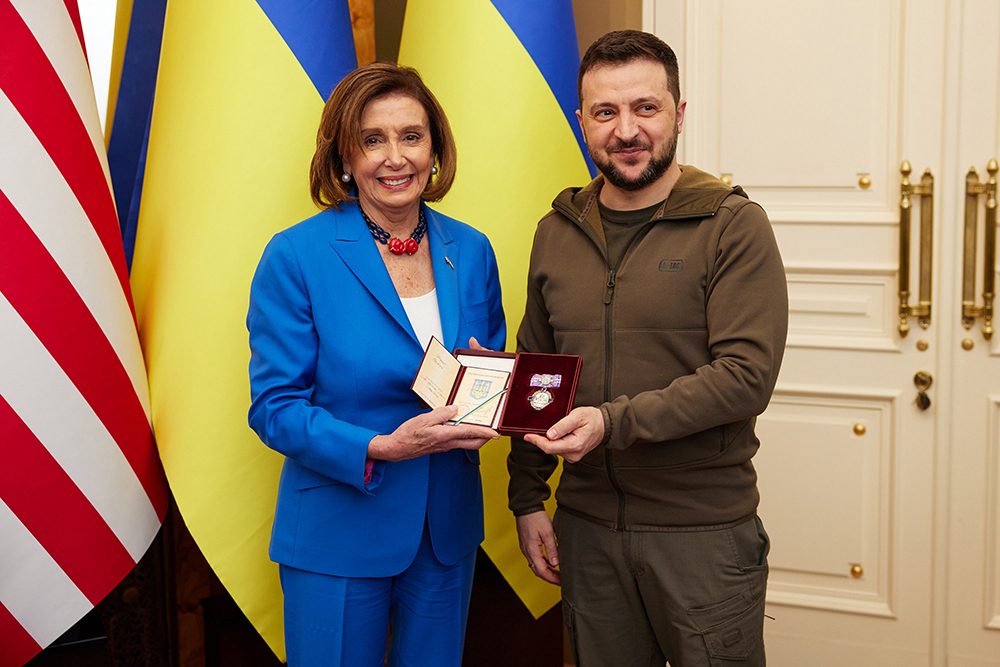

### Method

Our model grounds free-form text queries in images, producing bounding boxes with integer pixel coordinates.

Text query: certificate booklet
[411,337,513,428]
[451,367,512,426]
[411,337,582,436]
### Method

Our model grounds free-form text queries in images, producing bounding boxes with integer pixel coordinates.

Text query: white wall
[78,0,116,131]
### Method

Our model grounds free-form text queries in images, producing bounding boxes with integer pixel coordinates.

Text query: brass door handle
[898,162,934,336]
[961,159,998,339]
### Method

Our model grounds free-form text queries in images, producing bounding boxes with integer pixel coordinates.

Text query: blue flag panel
[489,0,595,175]
[255,0,357,99]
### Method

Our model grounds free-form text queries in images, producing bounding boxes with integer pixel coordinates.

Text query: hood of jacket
[551,165,748,250]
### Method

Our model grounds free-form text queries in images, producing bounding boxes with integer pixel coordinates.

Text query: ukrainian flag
[128,1,356,658]
[399,0,593,618]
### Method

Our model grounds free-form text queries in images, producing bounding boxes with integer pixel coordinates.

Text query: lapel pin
[445,257,454,270]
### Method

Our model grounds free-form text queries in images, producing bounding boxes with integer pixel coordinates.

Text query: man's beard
[590,125,678,192]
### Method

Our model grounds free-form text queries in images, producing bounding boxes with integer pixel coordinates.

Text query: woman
[247,63,505,667]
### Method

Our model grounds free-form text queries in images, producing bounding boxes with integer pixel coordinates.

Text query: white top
[400,289,444,352]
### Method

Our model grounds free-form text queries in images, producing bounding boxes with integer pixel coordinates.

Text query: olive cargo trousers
[555,510,769,667]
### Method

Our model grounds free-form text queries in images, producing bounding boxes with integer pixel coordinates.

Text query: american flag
[0,1,169,665]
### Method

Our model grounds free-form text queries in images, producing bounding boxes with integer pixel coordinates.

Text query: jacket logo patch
[659,259,684,272]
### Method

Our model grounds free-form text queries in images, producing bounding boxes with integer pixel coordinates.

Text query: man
[507,30,788,666]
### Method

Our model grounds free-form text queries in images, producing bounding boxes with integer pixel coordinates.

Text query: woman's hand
[367,405,499,462]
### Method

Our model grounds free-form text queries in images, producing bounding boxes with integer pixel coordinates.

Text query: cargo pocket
[688,590,764,663]
[730,515,770,601]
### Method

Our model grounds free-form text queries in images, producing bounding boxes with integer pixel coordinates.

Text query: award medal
[528,374,561,411]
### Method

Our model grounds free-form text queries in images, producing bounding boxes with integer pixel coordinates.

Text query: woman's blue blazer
[247,202,505,577]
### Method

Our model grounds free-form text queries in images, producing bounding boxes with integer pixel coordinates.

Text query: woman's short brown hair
[309,62,457,210]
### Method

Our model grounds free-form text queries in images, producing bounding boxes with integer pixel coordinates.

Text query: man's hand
[516,511,560,585]
[524,406,605,464]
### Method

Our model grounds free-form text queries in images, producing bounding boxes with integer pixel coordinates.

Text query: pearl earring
[431,165,439,175]
[341,173,351,183]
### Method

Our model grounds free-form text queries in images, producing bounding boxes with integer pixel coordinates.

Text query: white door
[943,2,1000,666]
[645,1,1000,665]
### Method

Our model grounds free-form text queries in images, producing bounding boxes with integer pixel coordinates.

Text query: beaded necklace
[360,206,427,256]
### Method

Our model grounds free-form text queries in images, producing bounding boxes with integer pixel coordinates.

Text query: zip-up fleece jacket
[507,166,788,530]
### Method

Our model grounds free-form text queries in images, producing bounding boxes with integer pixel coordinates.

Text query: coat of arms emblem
[470,378,492,400]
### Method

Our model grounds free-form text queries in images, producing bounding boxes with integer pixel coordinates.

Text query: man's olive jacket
[508,166,789,530]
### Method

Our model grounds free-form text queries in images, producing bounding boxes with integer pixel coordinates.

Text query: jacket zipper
[603,267,627,530]
[602,221,662,532]
[556,193,660,532]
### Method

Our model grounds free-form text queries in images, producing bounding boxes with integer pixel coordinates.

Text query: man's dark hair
[578,30,680,106]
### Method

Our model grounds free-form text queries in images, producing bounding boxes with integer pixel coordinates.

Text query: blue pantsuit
[247,201,505,666]
[280,522,476,667]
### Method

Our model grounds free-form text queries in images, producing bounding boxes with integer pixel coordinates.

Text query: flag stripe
[10,0,111,192]
[0,89,151,419]
[489,0,593,173]
[106,0,167,227]
[0,395,136,604]
[0,601,41,667]
[60,0,86,61]
[104,0,134,141]
[0,1,132,309]
[0,189,167,520]
[254,0,356,99]
[0,497,92,649]
[0,292,161,562]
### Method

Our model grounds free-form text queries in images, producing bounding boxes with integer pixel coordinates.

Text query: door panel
[755,388,894,615]
[681,0,906,219]
[946,0,1000,663]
